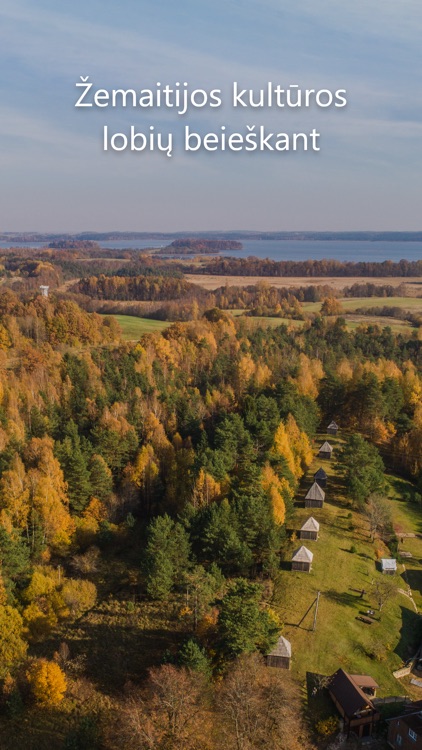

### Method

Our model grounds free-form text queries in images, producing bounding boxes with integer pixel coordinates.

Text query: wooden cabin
[318,441,333,460]
[314,467,327,488]
[305,482,325,509]
[266,636,292,669]
[381,558,397,575]
[387,703,422,750]
[327,421,339,436]
[291,545,313,573]
[328,668,380,739]
[299,516,320,541]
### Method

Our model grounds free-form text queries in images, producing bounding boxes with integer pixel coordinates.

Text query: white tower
[40,285,49,298]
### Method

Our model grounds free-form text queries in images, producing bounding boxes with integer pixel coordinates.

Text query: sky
[0,0,421,232]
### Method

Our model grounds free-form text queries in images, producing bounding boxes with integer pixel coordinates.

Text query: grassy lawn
[248,316,304,329]
[225,311,305,329]
[300,298,416,333]
[343,316,413,334]
[100,314,171,340]
[303,297,422,314]
[272,433,422,697]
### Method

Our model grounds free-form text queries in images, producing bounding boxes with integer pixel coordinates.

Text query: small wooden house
[381,558,397,575]
[291,545,313,573]
[305,482,325,508]
[327,421,339,436]
[300,516,320,541]
[328,669,380,739]
[314,467,327,488]
[266,636,292,669]
[318,441,333,460]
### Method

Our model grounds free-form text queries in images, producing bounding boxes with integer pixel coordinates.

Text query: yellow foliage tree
[320,297,344,316]
[192,469,221,508]
[285,414,313,475]
[261,464,286,525]
[0,605,27,678]
[270,422,296,478]
[27,659,67,706]
[25,437,75,549]
[293,354,324,399]
[0,453,30,532]
[270,415,313,483]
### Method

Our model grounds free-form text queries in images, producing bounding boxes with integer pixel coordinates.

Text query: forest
[0,245,421,748]
[187,256,422,277]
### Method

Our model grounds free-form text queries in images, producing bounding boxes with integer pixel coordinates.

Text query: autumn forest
[0,244,421,749]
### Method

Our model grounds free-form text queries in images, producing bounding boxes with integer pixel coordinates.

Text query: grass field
[226,310,413,334]
[187,274,422,295]
[100,314,171,339]
[272,433,422,698]
[342,316,413,334]
[302,297,422,314]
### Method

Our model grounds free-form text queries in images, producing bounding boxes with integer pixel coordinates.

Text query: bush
[315,716,338,736]
[61,579,97,618]
[350,545,357,554]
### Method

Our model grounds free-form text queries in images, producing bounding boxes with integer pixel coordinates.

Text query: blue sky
[0,0,421,231]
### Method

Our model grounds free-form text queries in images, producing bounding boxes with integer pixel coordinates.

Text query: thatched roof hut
[319,441,333,459]
[314,467,327,488]
[291,545,313,572]
[266,636,292,669]
[327,421,339,436]
[300,516,320,540]
[305,481,325,508]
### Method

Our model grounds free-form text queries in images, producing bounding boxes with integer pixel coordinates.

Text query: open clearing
[100,314,171,339]
[226,310,414,334]
[303,297,422,314]
[273,432,422,697]
[186,274,422,295]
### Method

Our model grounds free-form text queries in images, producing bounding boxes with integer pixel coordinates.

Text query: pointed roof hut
[291,545,313,572]
[300,517,320,540]
[305,482,325,508]
[319,441,333,459]
[314,467,327,487]
[266,636,292,669]
[327,421,339,435]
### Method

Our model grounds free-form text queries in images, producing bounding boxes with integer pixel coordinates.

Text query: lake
[1,239,422,263]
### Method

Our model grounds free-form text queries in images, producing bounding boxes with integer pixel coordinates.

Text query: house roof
[329,669,375,718]
[350,675,380,690]
[267,636,292,659]
[300,517,320,532]
[305,482,325,502]
[328,421,339,430]
[319,441,333,453]
[314,467,327,480]
[292,545,313,563]
[381,558,397,571]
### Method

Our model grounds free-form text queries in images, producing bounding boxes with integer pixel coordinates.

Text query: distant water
[1,239,422,263]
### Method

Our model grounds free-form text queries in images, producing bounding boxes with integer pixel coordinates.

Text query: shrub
[61,579,97,618]
[350,545,357,554]
[315,716,338,736]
